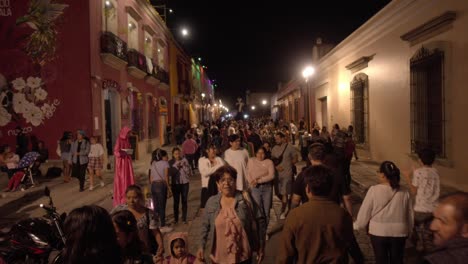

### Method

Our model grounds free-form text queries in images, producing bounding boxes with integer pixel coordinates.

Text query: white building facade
[309,0,468,189]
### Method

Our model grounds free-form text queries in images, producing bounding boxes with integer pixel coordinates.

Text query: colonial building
[307,0,468,189]
[0,0,178,165]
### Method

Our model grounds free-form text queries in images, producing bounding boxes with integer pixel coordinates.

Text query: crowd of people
[1,117,467,264]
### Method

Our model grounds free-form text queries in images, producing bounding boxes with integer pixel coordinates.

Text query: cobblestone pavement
[1,145,461,263]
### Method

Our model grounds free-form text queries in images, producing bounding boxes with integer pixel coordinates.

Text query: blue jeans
[250,182,273,227]
[151,181,167,226]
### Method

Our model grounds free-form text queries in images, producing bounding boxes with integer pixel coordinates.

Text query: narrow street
[0,145,437,263]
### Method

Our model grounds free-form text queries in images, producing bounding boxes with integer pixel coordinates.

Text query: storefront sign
[0,0,12,17]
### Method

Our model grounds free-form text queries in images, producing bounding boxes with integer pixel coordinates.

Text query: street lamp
[181,28,189,37]
[251,105,256,110]
[302,65,315,130]
[262,100,267,105]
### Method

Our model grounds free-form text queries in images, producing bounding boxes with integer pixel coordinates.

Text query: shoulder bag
[271,143,288,166]
[366,190,397,234]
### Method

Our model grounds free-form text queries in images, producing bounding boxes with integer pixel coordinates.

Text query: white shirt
[290,123,298,134]
[88,143,104,158]
[223,148,249,191]
[198,156,226,188]
[355,184,414,237]
[413,167,440,213]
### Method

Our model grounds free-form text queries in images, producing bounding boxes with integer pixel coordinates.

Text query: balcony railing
[155,65,169,84]
[100,31,128,61]
[127,49,148,73]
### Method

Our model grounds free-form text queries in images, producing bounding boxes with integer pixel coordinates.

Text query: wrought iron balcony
[155,65,169,85]
[127,49,148,79]
[100,31,128,70]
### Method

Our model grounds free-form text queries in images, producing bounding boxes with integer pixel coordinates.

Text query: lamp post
[302,66,315,131]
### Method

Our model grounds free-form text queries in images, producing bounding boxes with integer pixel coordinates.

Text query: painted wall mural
[0,73,60,127]
[0,0,67,130]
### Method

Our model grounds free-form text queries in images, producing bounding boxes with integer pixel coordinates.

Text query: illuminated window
[127,15,139,50]
[102,0,118,34]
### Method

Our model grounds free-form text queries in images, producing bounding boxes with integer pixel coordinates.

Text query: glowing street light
[181,28,189,37]
[251,105,256,110]
[262,100,267,105]
[201,93,205,98]
[302,66,315,80]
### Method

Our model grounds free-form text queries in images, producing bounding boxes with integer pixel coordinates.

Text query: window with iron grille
[410,47,445,157]
[350,73,368,144]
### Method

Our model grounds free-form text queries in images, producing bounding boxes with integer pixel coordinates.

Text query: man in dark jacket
[247,127,263,153]
[424,192,468,264]
[277,165,363,264]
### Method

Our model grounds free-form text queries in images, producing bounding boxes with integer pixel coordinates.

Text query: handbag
[242,191,260,252]
[272,143,288,166]
[365,190,397,234]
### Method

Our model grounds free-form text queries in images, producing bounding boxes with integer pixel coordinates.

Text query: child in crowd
[403,148,440,252]
[88,136,105,190]
[164,232,197,264]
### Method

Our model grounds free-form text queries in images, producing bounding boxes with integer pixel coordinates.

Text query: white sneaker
[280,212,286,220]
[160,226,173,233]
[100,181,105,187]
[89,186,94,191]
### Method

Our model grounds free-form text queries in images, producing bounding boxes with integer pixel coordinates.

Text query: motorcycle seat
[0,227,11,243]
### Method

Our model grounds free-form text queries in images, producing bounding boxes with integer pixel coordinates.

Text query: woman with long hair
[61,205,122,264]
[150,149,173,232]
[246,147,275,240]
[111,185,164,260]
[198,144,226,213]
[197,165,266,264]
[169,147,192,224]
[355,161,413,264]
[59,131,72,182]
[111,210,153,264]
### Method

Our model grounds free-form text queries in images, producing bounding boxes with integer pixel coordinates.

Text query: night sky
[152,0,391,109]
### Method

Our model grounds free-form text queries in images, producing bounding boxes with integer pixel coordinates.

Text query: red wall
[0,0,92,157]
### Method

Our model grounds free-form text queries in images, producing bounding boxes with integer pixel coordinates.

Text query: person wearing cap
[71,130,90,192]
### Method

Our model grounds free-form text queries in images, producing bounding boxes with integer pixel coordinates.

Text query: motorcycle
[0,187,66,264]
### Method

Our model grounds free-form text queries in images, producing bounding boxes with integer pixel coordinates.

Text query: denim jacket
[199,191,266,259]
[70,140,90,165]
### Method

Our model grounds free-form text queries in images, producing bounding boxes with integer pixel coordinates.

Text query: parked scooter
[0,187,66,263]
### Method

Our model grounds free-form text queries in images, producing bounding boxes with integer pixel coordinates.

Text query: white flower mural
[0,106,11,126]
[41,103,54,119]
[26,77,42,89]
[0,75,60,127]
[12,77,26,91]
[13,93,28,113]
[34,88,48,101]
[23,105,44,126]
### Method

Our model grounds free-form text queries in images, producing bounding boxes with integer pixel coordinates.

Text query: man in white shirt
[403,148,440,252]
[223,134,249,191]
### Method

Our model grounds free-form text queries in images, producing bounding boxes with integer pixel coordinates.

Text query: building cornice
[345,55,375,73]
[125,6,142,21]
[316,0,417,72]
[400,11,456,46]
